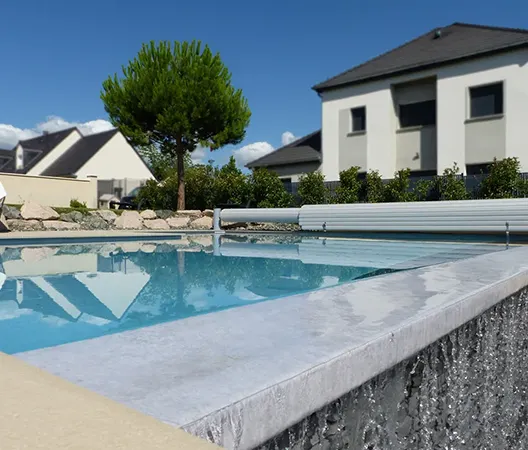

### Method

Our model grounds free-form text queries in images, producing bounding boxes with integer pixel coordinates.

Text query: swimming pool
[0,235,505,354]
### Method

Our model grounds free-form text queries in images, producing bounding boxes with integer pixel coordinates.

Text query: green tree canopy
[101,40,251,209]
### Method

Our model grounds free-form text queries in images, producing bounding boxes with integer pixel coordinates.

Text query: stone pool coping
[0,353,220,450]
[15,244,528,449]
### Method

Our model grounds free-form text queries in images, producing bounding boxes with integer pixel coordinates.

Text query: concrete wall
[26,130,83,175]
[266,162,321,182]
[75,132,154,180]
[338,109,367,171]
[0,172,98,208]
[465,116,506,164]
[396,125,437,171]
[321,48,528,179]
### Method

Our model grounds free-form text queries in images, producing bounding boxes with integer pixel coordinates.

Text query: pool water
[0,235,504,354]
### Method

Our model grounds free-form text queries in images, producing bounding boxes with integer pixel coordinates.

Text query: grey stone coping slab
[16,246,528,450]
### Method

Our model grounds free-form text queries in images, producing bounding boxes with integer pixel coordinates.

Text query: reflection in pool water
[0,235,502,353]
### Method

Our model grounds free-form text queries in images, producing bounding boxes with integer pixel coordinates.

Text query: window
[466,163,492,175]
[351,106,366,132]
[399,100,436,128]
[469,82,503,118]
[281,178,293,193]
[0,156,12,170]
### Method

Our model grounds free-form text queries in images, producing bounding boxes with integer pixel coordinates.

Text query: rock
[119,242,141,253]
[140,209,157,220]
[0,214,9,232]
[3,205,20,220]
[20,201,60,220]
[223,221,248,230]
[166,217,191,229]
[143,219,170,230]
[202,209,214,217]
[155,210,173,220]
[7,219,43,231]
[60,211,84,223]
[190,235,213,247]
[190,216,213,230]
[1,247,21,262]
[21,246,58,262]
[82,215,109,230]
[93,210,117,223]
[114,210,143,229]
[42,220,81,231]
[175,210,202,217]
[140,243,157,253]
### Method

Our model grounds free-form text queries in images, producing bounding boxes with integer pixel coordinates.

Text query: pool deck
[12,242,528,449]
[0,352,220,450]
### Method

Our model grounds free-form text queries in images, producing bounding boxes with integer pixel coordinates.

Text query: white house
[0,127,155,199]
[248,23,528,181]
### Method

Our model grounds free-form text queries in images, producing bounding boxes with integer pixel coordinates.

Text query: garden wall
[0,173,98,208]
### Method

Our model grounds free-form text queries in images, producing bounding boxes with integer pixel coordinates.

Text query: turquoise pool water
[0,235,503,354]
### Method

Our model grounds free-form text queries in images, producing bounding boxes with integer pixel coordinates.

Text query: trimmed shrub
[69,199,88,211]
[249,168,293,208]
[213,156,250,206]
[185,163,216,210]
[438,163,467,200]
[361,170,385,203]
[384,168,414,202]
[298,171,329,205]
[479,157,524,199]
[136,177,179,210]
[336,166,361,204]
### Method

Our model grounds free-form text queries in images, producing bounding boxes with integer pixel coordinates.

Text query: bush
[298,171,329,205]
[136,177,179,210]
[213,156,250,206]
[479,157,524,199]
[69,199,87,210]
[185,163,216,210]
[384,168,414,202]
[249,168,293,208]
[361,170,385,203]
[335,166,361,203]
[414,164,467,201]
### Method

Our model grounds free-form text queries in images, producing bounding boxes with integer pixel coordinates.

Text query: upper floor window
[469,82,503,119]
[399,100,436,128]
[351,106,366,132]
[0,156,12,170]
[24,149,41,166]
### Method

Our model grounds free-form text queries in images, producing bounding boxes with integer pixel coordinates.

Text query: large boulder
[175,210,202,217]
[7,219,43,231]
[155,210,174,220]
[114,211,143,229]
[20,201,60,221]
[167,217,191,229]
[143,219,170,230]
[93,210,118,223]
[42,221,81,231]
[3,205,21,220]
[60,211,84,223]
[82,215,109,230]
[202,209,214,218]
[190,216,213,230]
[140,209,157,220]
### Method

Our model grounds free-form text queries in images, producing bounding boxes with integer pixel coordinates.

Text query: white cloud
[0,115,114,149]
[232,130,297,167]
[190,146,207,164]
[233,141,274,166]
[281,131,296,146]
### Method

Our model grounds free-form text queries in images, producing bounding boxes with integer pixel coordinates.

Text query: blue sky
[0,0,526,167]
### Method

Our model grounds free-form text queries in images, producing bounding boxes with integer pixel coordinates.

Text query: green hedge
[138,156,528,211]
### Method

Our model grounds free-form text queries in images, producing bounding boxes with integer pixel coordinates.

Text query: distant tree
[101,40,251,209]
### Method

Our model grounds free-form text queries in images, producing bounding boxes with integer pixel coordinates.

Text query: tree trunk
[177,148,185,210]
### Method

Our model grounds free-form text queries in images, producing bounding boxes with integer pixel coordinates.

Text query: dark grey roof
[246,130,321,168]
[18,127,79,173]
[41,129,119,177]
[313,23,528,92]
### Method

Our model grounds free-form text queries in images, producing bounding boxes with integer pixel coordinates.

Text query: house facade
[249,23,528,181]
[0,127,155,201]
